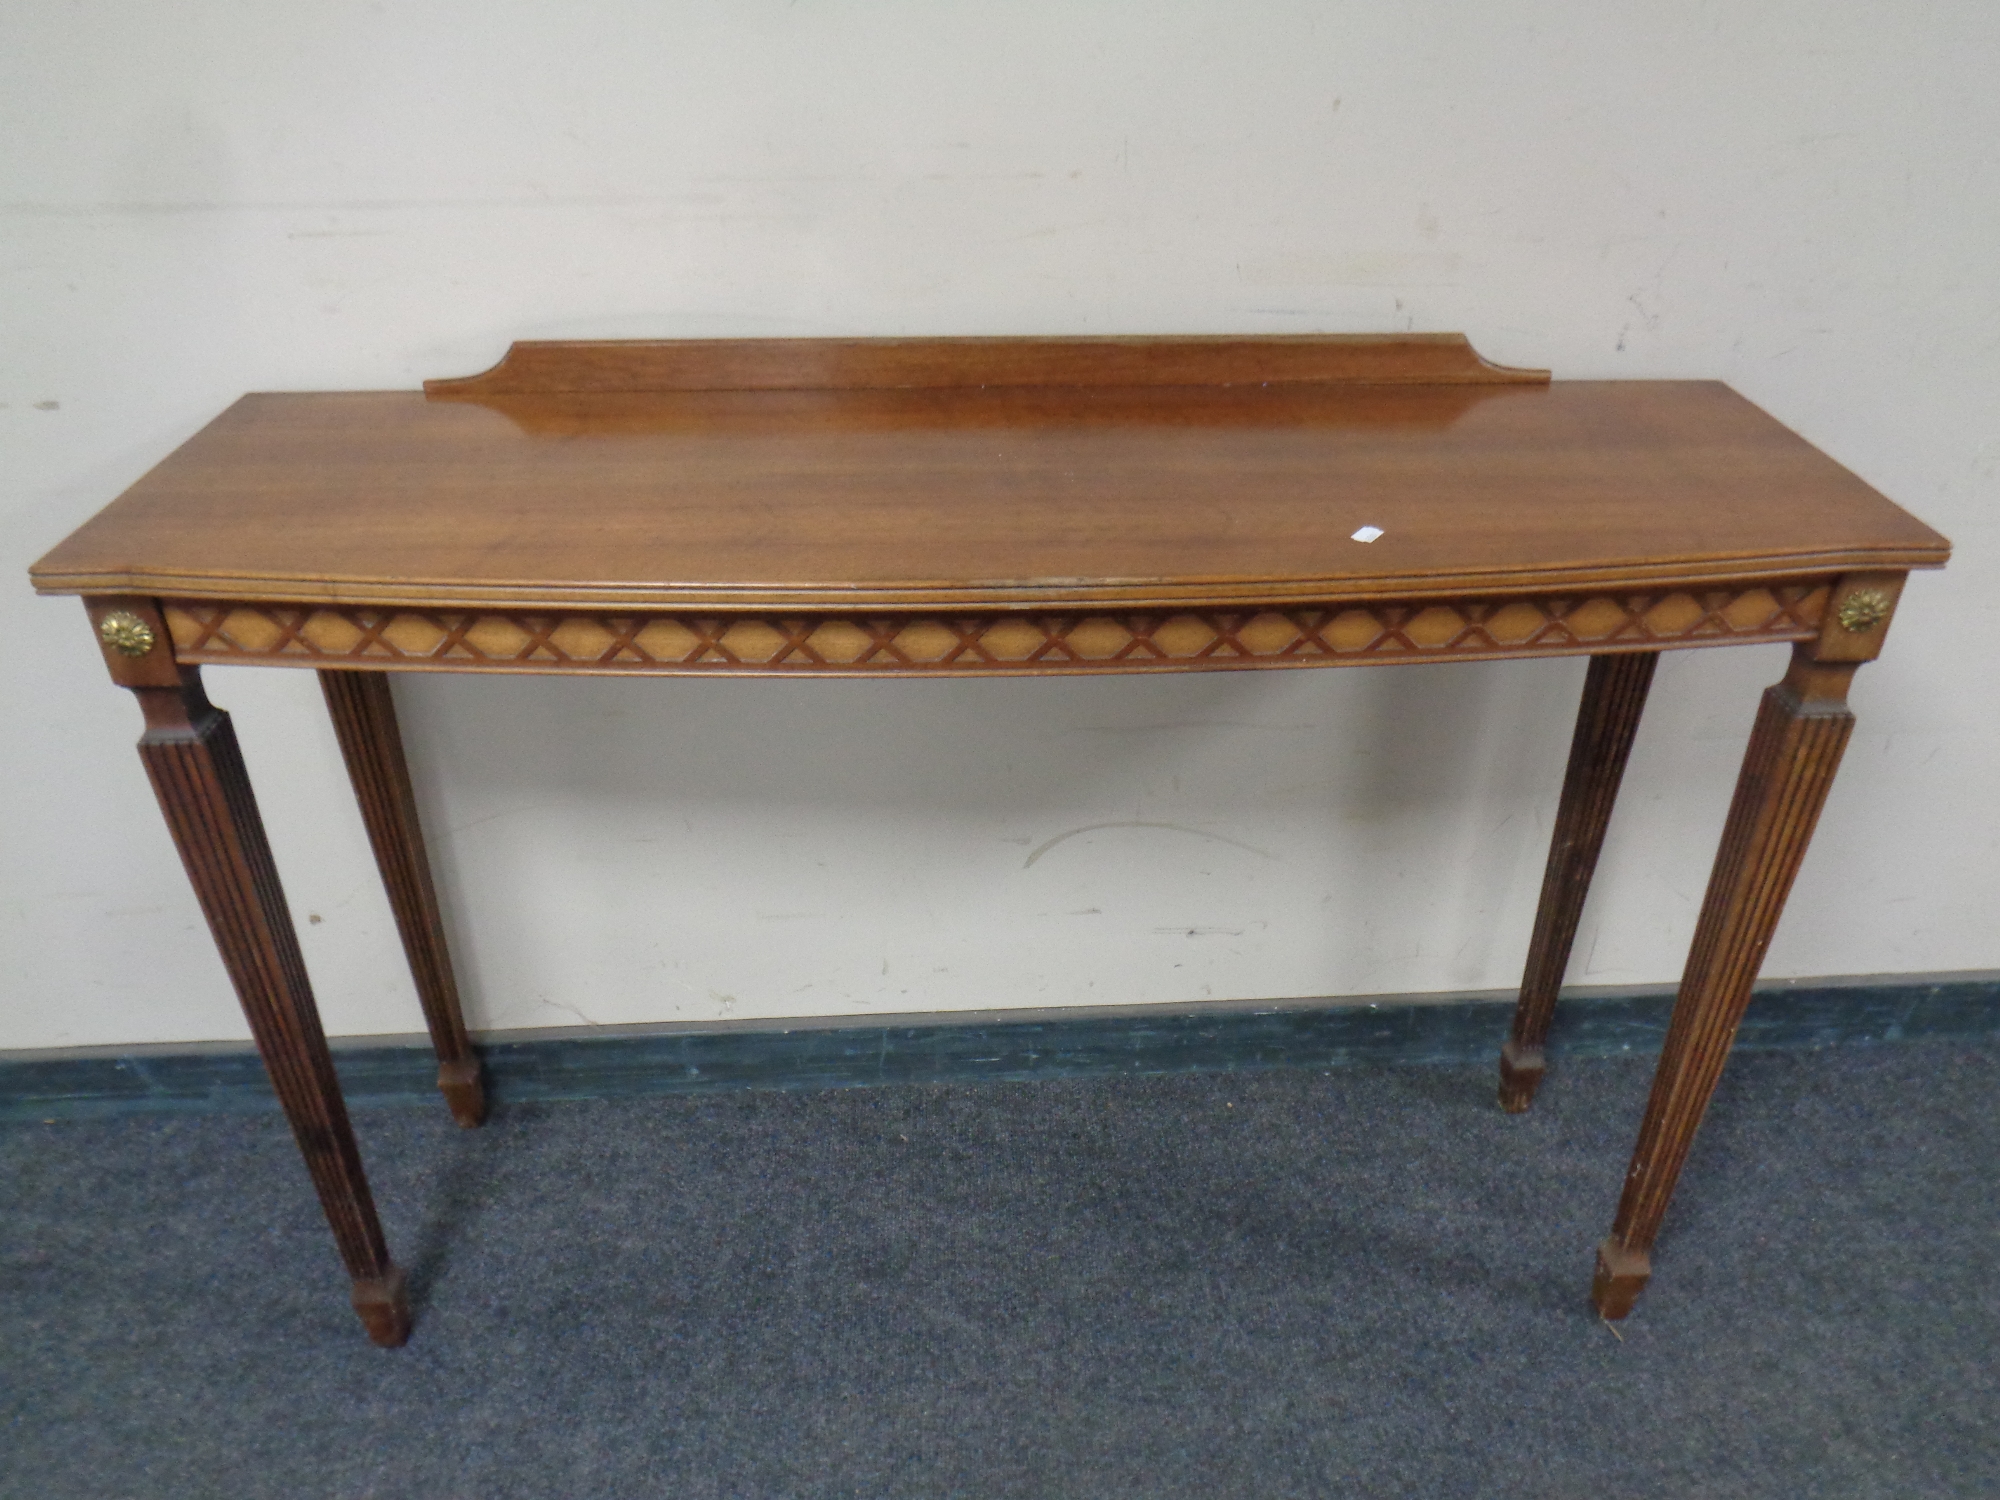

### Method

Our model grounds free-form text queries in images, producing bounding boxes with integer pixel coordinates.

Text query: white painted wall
[4,1,1995,1050]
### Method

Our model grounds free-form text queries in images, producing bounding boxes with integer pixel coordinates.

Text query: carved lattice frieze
[163,585,1829,675]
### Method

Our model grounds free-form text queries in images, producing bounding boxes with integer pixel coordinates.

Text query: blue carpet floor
[2,1041,1995,1498]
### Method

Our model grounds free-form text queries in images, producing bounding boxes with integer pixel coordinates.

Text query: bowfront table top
[28,335,1951,1345]
[32,333,1945,615]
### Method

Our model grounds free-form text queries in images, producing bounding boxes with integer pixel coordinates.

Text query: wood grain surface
[128,663,409,1345]
[1499,651,1658,1112]
[1594,644,1863,1319]
[29,339,1948,612]
[422,332,1548,394]
[318,670,484,1127]
[37,337,1956,1338]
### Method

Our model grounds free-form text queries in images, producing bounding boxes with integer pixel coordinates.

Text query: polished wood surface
[30,339,1946,613]
[319,671,484,1127]
[423,331,1548,394]
[1594,643,1863,1318]
[102,612,409,1345]
[35,336,1952,1339]
[1500,652,1657,1112]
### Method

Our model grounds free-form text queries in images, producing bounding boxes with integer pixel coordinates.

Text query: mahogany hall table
[30,334,1950,1345]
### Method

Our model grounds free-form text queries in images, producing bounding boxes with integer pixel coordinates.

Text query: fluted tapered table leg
[1594,643,1860,1318]
[319,670,485,1126]
[87,598,409,1346]
[1500,651,1657,1112]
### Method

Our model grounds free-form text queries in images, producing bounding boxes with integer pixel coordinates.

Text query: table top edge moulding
[25,332,1954,1343]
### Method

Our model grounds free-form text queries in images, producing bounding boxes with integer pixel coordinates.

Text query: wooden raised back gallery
[29,334,1949,1344]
